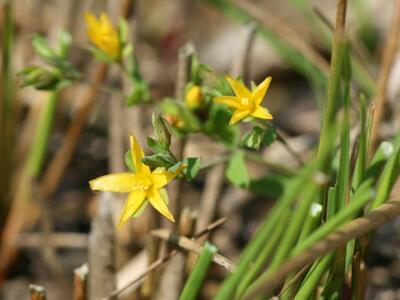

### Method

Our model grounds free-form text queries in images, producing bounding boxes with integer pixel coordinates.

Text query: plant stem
[179,243,217,300]
[26,90,59,177]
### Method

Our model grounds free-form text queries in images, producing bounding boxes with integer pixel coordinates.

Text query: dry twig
[73,264,89,300]
[29,284,46,300]
[102,217,226,300]
[151,229,236,272]
[230,0,329,75]
[370,0,400,152]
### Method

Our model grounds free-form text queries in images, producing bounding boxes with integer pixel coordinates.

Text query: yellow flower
[89,134,181,227]
[185,85,203,109]
[84,12,121,60]
[214,76,273,125]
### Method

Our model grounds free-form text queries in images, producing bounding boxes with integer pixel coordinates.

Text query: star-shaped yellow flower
[89,134,180,227]
[214,76,273,125]
[84,12,121,60]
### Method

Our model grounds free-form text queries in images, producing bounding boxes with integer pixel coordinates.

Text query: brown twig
[29,284,46,300]
[39,63,108,199]
[154,209,197,300]
[73,264,89,300]
[151,228,236,272]
[243,198,400,299]
[102,217,226,300]
[88,192,116,299]
[17,232,88,249]
[370,0,400,153]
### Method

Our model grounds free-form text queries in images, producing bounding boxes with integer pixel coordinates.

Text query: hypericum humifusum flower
[185,85,203,109]
[214,76,273,125]
[89,134,181,227]
[84,12,121,60]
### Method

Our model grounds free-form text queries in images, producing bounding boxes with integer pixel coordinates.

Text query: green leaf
[122,44,133,58]
[241,126,277,150]
[142,151,178,169]
[152,113,171,149]
[32,35,80,80]
[87,45,115,63]
[241,126,263,150]
[183,157,201,181]
[58,30,72,58]
[248,174,286,198]
[32,35,57,61]
[226,151,249,188]
[125,79,150,106]
[204,103,239,147]
[124,150,135,172]
[261,127,277,146]
[146,137,165,153]
[118,17,129,46]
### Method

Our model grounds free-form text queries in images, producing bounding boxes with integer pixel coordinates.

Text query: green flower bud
[152,113,172,149]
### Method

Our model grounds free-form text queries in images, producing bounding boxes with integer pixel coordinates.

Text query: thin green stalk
[243,181,322,298]
[322,43,351,298]
[235,209,291,298]
[317,0,347,172]
[370,148,400,209]
[0,0,14,227]
[214,163,316,300]
[294,254,335,300]
[280,203,323,300]
[26,90,60,177]
[352,94,368,190]
[289,0,375,96]
[179,242,217,300]
[1,1,13,115]
[291,178,373,256]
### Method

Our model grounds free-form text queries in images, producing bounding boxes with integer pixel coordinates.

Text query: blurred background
[1,0,400,299]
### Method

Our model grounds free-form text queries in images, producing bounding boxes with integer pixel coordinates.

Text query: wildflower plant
[14,3,400,300]
[90,133,182,226]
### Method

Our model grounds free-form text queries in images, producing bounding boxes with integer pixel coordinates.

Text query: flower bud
[185,85,203,109]
[152,113,172,149]
[18,66,61,90]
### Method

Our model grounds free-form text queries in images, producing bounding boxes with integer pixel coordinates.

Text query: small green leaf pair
[241,126,276,150]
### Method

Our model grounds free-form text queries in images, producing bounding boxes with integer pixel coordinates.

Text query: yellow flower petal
[214,96,242,109]
[151,164,185,189]
[84,12,98,28]
[251,76,272,106]
[151,168,177,189]
[99,12,113,29]
[251,106,273,120]
[84,12,120,59]
[226,76,251,99]
[148,188,175,222]
[130,134,151,174]
[229,109,251,125]
[117,190,147,228]
[89,173,137,192]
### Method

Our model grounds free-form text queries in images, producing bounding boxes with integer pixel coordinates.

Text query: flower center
[132,176,152,192]
[240,97,249,106]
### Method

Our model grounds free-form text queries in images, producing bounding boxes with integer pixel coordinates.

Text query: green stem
[179,242,217,300]
[294,254,335,300]
[291,178,373,256]
[235,209,291,298]
[26,90,59,177]
[214,163,315,300]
